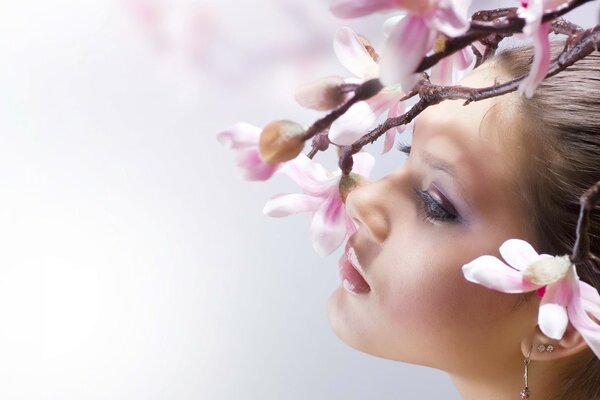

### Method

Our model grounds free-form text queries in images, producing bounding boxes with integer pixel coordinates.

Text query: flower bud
[339,172,363,203]
[295,76,348,111]
[433,33,448,53]
[259,120,306,164]
[356,34,379,63]
[523,255,572,285]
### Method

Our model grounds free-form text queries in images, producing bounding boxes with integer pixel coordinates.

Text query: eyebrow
[421,150,458,179]
[413,120,473,208]
[413,119,458,178]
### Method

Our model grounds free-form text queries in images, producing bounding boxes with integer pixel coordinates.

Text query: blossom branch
[300,78,383,143]
[416,0,595,73]
[341,23,600,174]
[572,179,600,271]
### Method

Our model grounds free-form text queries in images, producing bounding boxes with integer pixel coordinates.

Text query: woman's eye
[415,189,461,225]
[397,142,411,155]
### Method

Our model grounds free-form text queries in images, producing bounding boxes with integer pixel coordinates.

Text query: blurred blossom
[121,0,348,88]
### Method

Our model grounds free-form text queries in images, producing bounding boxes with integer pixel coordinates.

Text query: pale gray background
[0,1,597,399]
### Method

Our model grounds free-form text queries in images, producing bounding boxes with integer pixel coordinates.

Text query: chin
[327,286,434,365]
[327,285,375,355]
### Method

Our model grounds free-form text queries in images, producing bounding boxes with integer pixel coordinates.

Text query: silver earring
[537,343,555,353]
[520,346,532,399]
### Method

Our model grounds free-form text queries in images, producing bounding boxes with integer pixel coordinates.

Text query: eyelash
[397,141,411,155]
[396,141,461,224]
[416,189,461,224]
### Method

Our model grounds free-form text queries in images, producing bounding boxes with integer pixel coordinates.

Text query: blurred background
[0,1,598,399]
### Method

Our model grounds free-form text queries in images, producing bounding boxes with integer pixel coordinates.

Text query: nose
[344,174,393,244]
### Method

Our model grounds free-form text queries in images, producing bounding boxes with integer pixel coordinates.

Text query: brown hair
[489,40,600,400]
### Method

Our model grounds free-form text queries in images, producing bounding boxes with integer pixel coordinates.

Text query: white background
[0,1,598,399]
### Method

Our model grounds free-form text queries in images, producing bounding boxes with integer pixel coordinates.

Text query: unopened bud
[259,120,305,164]
[339,172,363,203]
[356,34,379,63]
[295,76,348,111]
[434,33,448,53]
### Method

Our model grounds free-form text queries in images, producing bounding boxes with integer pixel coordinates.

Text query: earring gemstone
[537,344,546,352]
[520,387,530,399]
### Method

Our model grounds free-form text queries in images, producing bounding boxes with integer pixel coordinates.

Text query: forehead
[411,67,526,218]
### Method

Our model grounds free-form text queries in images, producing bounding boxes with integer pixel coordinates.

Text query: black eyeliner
[397,142,412,155]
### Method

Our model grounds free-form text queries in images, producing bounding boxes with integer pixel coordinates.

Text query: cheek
[375,237,518,361]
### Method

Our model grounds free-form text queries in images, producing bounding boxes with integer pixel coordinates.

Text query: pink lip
[338,242,370,295]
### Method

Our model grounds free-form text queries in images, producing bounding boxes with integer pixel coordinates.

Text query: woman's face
[328,64,539,374]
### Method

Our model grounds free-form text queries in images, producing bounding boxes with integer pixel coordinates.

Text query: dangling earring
[520,346,533,399]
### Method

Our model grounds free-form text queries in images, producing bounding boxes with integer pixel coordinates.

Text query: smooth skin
[328,62,593,399]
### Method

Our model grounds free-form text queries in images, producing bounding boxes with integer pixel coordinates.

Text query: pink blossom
[331,1,473,91]
[263,152,375,256]
[462,239,600,358]
[217,123,280,181]
[379,1,472,90]
[430,46,474,85]
[331,0,439,18]
[516,0,569,97]
[328,27,406,152]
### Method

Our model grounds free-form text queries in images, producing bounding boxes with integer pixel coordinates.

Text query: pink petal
[568,268,600,358]
[351,152,376,177]
[517,0,543,37]
[279,154,337,195]
[329,91,398,146]
[538,276,572,339]
[333,27,379,79]
[310,190,348,256]
[430,56,453,86]
[235,148,279,181]
[380,14,437,90]
[382,100,407,154]
[580,280,600,321]
[498,238,545,271]
[518,21,551,98]
[383,15,406,38]
[217,122,261,149]
[263,193,323,217]
[345,214,359,238]
[330,0,401,18]
[426,0,471,37]
[455,47,475,70]
[462,255,541,293]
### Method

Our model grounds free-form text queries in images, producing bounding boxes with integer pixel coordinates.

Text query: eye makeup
[397,141,467,225]
[415,189,463,225]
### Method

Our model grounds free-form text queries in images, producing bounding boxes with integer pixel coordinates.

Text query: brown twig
[300,79,383,143]
[341,24,600,174]
[416,0,595,73]
[571,180,600,271]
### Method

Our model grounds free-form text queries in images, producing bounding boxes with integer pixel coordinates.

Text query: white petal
[333,27,379,79]
[383,15,406,38]
[329,91,397,145]
[379,14,436,90]
[263,193,323,217]
[351,152,375,178]
[462,255,541,293]
[279,154,338,195]
[217,122,261,149]
[538,277,573,339]
[498,238,543,271]
[539,303,569,340]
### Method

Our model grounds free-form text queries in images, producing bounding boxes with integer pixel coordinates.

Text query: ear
[520,322,590,361]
